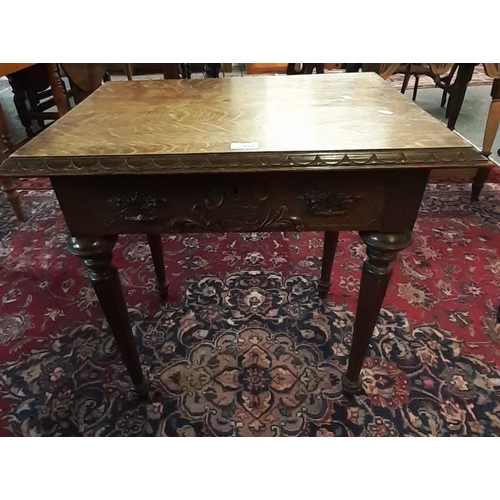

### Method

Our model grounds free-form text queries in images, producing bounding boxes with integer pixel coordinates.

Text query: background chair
[0,101,25,221]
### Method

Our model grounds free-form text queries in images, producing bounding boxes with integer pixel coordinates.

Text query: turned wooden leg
[342,232,412,393]
[1,177,26,222]
[147,233,168,300]
[318,231,339,299]
[47,63,69,117]
[446,63,475,130]
[68,236,149,398]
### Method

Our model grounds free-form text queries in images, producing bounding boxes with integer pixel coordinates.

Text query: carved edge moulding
[0,148,490,177]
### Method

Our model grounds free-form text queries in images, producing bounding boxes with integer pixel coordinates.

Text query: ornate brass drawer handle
[299,191,362,216]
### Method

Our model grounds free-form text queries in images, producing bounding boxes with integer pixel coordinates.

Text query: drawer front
[51,171,386,236]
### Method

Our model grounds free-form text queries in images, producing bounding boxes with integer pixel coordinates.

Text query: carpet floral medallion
[1,183,500,436]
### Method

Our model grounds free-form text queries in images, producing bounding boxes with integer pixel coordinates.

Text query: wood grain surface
[2,72,490,176]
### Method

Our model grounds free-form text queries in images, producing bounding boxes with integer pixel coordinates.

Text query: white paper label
[378,109,393,115]
[230,142,259,150]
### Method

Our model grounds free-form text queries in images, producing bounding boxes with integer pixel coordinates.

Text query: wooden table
[0,73,491,397]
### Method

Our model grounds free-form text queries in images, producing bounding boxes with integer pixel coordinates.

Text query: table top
[1,73,489,177]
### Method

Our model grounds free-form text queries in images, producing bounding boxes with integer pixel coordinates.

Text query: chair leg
[318,231,339,299]
[47,63,69,117]
[412,75,419,101]
[447,63,475,130]
[180,64,191,79]
[1,177,26,221]
[146,233,168,300]
[163,64,180,80]
[481,79,500,157]
[124,63,133,81]
[0,103,25,222]
[441,90,447,108]
[401,69,411,95]
[0,101,16,154]
[10,85,34,137]
[345,64,362,73]
[204,64,221,78]
[302,63,324,74]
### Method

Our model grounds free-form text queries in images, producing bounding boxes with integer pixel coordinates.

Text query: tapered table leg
[68,236,149,398]
[342,232,412,393]
[147,233,169,300]
[471,167,491,202]
[318,231,339,299]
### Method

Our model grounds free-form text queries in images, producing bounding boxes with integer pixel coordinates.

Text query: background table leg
[68,235,149,398]
[343,232,412,393]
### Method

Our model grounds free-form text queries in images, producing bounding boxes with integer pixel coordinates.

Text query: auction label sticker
[230,142,259,150]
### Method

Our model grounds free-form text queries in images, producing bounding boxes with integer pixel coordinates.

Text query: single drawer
[52,171,386,236]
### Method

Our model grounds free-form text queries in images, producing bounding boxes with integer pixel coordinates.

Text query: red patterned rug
[1,183,500,436]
